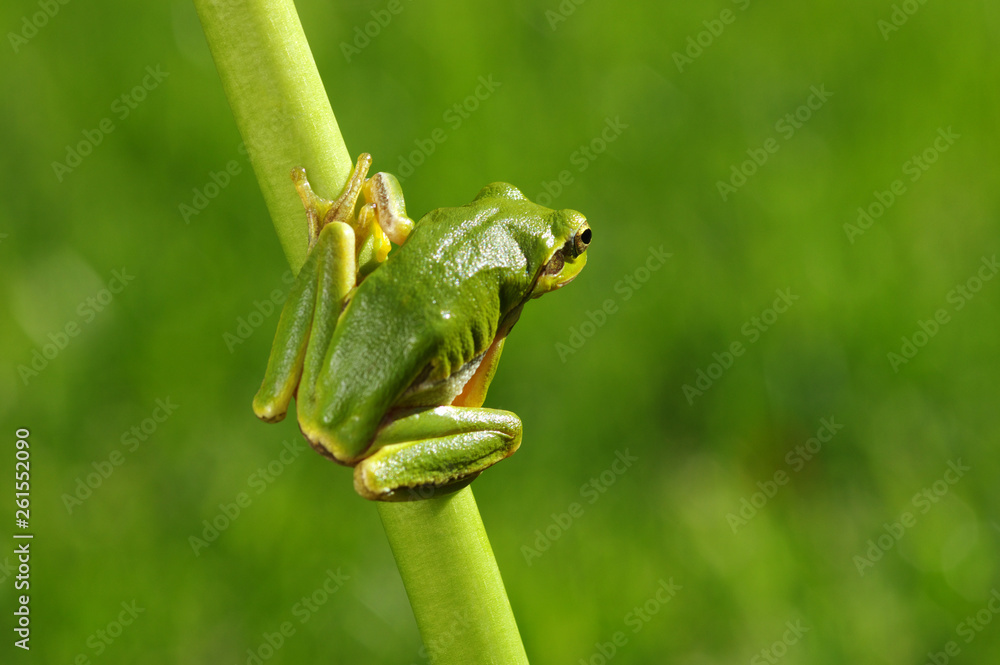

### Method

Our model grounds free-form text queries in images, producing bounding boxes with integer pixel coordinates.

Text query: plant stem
[194,0,352,271]
[193,2,528,663]
[378,489,529,664]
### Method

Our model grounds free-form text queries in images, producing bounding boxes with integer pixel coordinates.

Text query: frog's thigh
[353,407,522,501]
[298,221,356,400]
[252,238,325,423]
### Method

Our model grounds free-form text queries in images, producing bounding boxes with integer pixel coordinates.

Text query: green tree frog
[253,153,591,501]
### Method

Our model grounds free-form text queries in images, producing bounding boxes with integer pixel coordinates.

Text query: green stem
[195,0,352,271]
[378,489,529,664]
[193,2,528,663]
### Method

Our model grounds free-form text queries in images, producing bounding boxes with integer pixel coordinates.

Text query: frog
[252,153,591,501]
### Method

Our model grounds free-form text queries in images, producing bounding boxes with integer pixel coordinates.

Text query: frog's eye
[533,220,589,297]
[572,225,592,257]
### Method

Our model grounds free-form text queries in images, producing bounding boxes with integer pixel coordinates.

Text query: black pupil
[580,228,592,244]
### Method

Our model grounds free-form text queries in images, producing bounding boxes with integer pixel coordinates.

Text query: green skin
[253,154,590,501]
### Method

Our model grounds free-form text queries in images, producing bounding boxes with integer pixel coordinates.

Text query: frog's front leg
[354,171,415,275]
[361,172,414,245]
[294,154,414,275]
[354,407,522,501]
[292,153,371,246]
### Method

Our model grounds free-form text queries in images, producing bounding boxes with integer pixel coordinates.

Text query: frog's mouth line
[529,250,587,298]
[554,268,583,288]
[550,252,588,287]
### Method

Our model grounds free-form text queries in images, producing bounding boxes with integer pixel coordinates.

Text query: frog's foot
[352,171,416,275]
[354,204,392,275]
[353,406,522,501]
[292,152,372,247]
[362,172,415,246]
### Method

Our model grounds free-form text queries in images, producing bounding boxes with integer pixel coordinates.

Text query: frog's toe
[363,172,414,246]
[252,390,291,423]
[253,405,287,424]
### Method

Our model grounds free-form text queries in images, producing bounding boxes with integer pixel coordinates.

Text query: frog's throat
[531,252,587,298]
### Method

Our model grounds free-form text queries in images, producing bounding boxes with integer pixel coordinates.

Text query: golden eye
[573,226,592,256]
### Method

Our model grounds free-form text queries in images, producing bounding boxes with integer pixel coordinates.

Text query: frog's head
[530,208,591,298]
[472,183,591,298]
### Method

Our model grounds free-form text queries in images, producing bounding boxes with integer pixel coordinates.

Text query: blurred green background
[3,0,1000,663]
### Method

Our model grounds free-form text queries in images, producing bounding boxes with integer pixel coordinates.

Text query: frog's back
[300,193,544,462]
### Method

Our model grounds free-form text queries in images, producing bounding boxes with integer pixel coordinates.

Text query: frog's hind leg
[295,221,357,461]
[298,221,356,403]
[353,406,522,501]
[251,221,356,425]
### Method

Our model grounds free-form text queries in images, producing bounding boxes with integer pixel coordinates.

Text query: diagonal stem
[195,0,352,270]
[378,489,529,664]
[193,1,528,663]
